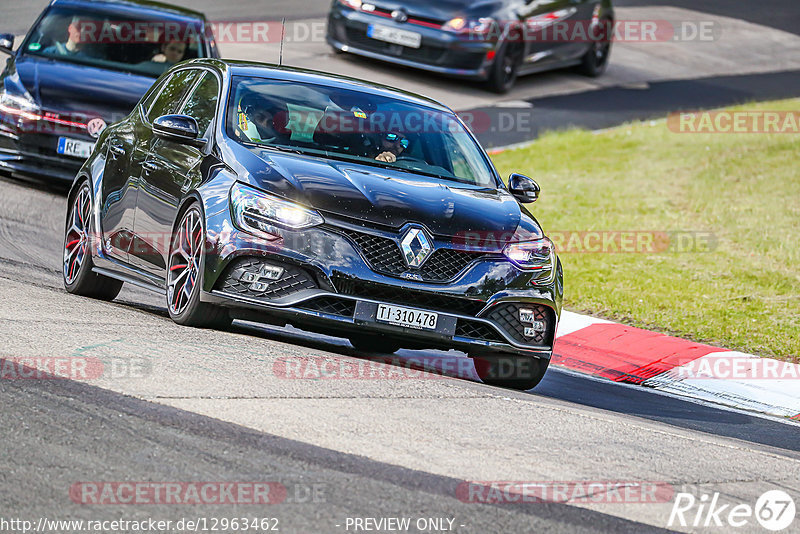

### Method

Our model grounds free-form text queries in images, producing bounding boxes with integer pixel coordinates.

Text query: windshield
[226,77,498,187]
[20,6,205,78]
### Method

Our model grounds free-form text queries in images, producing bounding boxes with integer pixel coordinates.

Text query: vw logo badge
[391,9,409,23]
[400,227,432,268]
[86,117,107,139]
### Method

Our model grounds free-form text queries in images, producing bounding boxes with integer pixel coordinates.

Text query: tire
[577,17,612,77]
[166,202,232,329]
[63,180,123,300]
[473,354,550,390]
[486,41,523,94]
[348,334,401,354]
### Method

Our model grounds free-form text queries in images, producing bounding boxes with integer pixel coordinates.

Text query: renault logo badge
[400,227,432,268]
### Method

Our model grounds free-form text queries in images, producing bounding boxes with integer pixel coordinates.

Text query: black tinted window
[179,71,219,134]
[147,69,201,123]
[20,6,206,78]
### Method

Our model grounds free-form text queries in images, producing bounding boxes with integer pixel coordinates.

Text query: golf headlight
[337,0,362,9]
[442,17,495,34]
[0,90,41,121]
[230,183,324,240]
[504,237,555,271]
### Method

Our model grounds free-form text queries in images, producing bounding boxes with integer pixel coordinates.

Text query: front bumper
[0,120,89,182]
[201,209,563,358]
[327,6,496,80]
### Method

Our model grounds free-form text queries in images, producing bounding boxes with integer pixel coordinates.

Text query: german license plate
[57,137,94,159]
[376,304,438,330]
[367,24,422,48]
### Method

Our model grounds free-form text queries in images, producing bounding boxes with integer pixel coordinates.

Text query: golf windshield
[20,6,206,77]
[227,77,498,187]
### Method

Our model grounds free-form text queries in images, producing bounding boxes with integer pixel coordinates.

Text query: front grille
[485,303,553,346]
[332,276,486,316]
[455,320,505,342]
[297,296,356,317]
[343,27,485,70]
[216,258,317,300]
[335,227,492,282]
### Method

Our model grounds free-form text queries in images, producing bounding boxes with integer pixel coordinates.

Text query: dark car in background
[63,59,563,390]
[0,0,218,183]
[327,0,613,92]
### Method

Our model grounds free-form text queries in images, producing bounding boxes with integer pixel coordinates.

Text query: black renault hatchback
[328,0,613,92]
[0,0,218,182]
[63,59,563,389]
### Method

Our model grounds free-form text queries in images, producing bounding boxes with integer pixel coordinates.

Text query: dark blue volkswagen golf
[0,0,218,183]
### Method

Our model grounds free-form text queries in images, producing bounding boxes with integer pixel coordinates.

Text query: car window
[147,69,202,123]
[19,6,206,78]
[179,71,219,135]
[226,77,499,187]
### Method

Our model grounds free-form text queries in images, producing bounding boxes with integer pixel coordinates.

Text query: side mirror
[0,34,14,55]
[152,114,204,146]
[508,173,539,203]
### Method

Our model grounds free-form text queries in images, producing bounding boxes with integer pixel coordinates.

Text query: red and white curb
[554,311,800,420]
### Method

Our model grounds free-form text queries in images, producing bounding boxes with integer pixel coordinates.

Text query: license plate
[376,304,438,330]
[57,137,94,159]
[367,24,422,48]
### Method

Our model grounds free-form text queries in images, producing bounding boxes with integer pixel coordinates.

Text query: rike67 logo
[669,490,796,531]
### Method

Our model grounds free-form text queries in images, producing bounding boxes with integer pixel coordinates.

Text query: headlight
[442,17,495,34]
[504,237,555,271]
[230,182,324,240]
[0,90,41,121]
[337,0,362,9]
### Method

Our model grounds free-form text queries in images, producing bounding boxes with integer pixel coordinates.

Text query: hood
[369,0,501,22]
[10,55,155,124]
[240,148,542,243]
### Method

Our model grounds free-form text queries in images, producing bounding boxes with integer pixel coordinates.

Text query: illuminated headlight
[337,0,362,9]
[442,17,495,34]
[0,90,41,121]
[503,237,555,272]
[230,182,324,240]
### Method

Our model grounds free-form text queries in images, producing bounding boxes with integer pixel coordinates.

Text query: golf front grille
[485,303,554,346]
[333,227,494,282]
[216,258,317,300]
[455,319,505,343]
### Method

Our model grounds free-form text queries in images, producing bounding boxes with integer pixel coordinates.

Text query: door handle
[141,160,162,174]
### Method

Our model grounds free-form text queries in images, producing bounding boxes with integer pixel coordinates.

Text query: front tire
[577,17,612,77]
[63,181,123,300]
[167,202,232,329]
[486,41,523,94]
[473,354,550,390]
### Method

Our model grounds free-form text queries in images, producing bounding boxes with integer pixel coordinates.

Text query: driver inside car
[375,131,409,163]
[236,94,288,144]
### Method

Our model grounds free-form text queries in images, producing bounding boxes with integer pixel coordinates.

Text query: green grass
[491,99,800,361]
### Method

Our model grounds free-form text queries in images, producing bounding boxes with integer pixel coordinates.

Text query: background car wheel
[577,17,612,77]
[167,202,232,329]
[486,41,523,94]
[63,181,123,300]
[472,354,550,390]
[348,334,401,354]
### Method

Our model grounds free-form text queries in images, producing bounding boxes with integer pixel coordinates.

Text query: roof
[50,0,206,20]
[194,59,452,113]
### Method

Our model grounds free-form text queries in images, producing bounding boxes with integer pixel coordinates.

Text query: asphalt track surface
[2,0,800,532]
